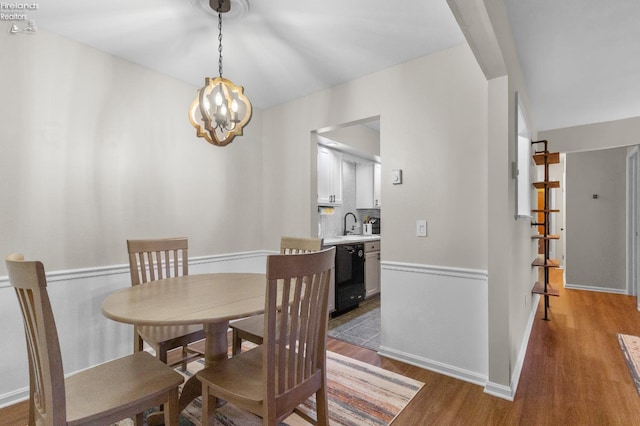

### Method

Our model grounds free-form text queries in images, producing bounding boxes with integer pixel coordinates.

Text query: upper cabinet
[356,161,381,208]
[317,146,343,205]
[373,162,381,207]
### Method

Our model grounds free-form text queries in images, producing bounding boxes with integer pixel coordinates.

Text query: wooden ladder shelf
[531,139,561,320]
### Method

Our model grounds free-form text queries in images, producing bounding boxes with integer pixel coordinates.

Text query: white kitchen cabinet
[317,146,343,205]
[364,240,380,298]
[373,162,381,207]
[356,161,381,208]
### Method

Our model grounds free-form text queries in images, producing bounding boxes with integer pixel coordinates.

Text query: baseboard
[565,283,627,295]
[484,381,514,401]
[378,346,488,387]
[508,293,539,398]
[0,388,28,409]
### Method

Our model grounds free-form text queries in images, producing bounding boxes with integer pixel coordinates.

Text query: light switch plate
[416,220,427,237]
[392,169,403,185]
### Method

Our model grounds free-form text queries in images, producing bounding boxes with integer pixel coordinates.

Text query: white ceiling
[31,0,464,111]
[505,0,640,131]
[27,0,640,132]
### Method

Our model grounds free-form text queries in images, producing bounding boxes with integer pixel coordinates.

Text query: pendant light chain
[189,0,252,147]
[217,8,224,78]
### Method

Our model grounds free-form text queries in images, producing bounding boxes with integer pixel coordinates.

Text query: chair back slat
[280,237,322,255]
[127,238,188,286]
[263,247,335,404]
[6,254,66,425]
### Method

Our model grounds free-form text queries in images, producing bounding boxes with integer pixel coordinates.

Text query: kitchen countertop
[322,235,381,245]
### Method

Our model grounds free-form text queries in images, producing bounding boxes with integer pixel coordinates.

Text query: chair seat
[197,343,324,422]
[137,324,205,347]
[65,351,184,425]
[230,315,264,342]
[197,346,265,406]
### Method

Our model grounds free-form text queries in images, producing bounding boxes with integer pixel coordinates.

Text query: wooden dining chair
[229,236,323,355]
[127,238,205,370]
[197,247,336,425]
[6,253,184,426]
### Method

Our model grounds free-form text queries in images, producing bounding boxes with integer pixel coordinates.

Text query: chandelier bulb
[202,96,211,114]
[214,91,223,106]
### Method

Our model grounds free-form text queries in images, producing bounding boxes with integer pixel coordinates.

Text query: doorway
[312,116,382,350]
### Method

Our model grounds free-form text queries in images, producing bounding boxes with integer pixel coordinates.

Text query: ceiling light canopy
[189,0,252,147]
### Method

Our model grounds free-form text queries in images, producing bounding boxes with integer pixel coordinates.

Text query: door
[627,146,640,299]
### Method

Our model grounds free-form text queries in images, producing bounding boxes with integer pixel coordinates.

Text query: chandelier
[189,0,252,147]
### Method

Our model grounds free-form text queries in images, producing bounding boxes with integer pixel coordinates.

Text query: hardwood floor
[347,281,640,425]
[4,282,640,425]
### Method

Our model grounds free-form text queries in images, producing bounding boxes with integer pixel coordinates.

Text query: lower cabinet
[364,241,380,298]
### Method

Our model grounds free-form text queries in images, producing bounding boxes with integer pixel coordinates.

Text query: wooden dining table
[101,272,267,413]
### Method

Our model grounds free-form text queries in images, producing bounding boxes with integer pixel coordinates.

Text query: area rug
[618,333,640,395]
[328,301,381,352]
[118,348,423,425]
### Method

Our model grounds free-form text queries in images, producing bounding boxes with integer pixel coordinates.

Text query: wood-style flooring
[4,278,640,425]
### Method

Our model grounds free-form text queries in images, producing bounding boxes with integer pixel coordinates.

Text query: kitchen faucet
[343,212,358,235]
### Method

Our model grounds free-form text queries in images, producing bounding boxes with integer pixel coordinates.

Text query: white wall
[0,30,265,277]
[0,29,495,405]
[381,263,488,385]
[262,44,488,270]
[0,19,533,406]
[541,117,640,154]
[448,0,542,399]
[320,124,380,160]
[261,43,491,387]
[0,29,271,407]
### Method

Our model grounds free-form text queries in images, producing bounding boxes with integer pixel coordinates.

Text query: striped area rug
[178,350,423,425]
[618,333,640,395]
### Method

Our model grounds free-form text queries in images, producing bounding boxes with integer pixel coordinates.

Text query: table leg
[178,321,230,412]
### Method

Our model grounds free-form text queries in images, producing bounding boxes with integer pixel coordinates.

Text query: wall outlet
[416,220,427,237]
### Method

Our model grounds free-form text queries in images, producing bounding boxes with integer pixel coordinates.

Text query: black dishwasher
[334,243,365,315]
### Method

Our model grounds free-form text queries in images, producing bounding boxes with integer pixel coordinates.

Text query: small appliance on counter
[370,217,380,234]
[363,223,372,235]
[362,215,380,235]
